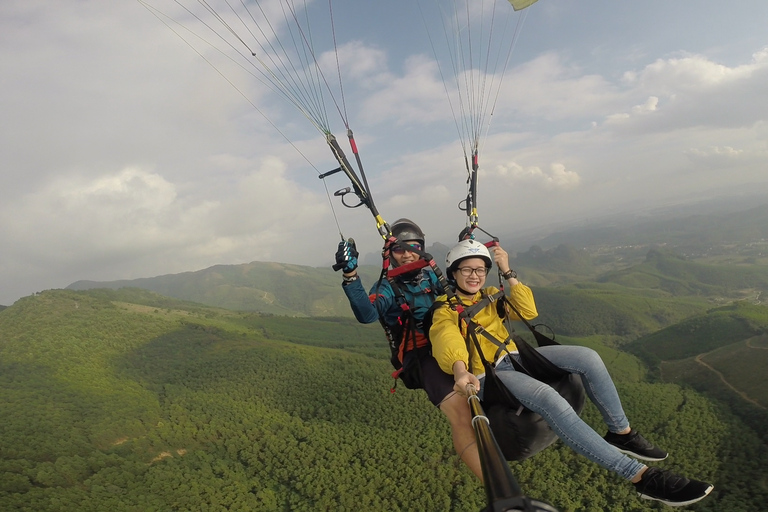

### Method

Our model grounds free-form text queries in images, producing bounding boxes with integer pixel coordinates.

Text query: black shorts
[415,354,456,407]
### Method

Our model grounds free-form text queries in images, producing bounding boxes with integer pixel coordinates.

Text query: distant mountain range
[66,199,768,317]
[503,197,768,254]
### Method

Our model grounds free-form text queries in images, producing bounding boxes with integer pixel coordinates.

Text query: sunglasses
[392,242,422,254]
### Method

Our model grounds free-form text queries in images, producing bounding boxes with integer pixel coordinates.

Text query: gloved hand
[333,238,358,272]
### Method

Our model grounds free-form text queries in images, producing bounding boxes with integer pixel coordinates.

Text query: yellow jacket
[430,284,538,376]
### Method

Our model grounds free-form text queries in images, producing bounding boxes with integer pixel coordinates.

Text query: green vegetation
[628,301,768,364]
[598,249,768,297]
[1,289,767,511]
[533,283,710,339]
[68,263,383,317]
[660,335,768,445]
[12,214,768,511]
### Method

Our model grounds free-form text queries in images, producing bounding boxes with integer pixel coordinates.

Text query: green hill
[598,249,768,297]
[533,283,710,339]
[662,336,768,410]
[626,301,768,365]
[1,288,767,511]
[660,335,768,446]
[67,262,384,317]
[64,244,768,330]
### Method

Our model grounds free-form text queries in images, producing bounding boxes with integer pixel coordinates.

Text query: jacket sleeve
[505,283,538,321]
[342,277,394,324]
[429,300,469,375]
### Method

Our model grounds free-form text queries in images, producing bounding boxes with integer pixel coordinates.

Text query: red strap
[390,369,402,394]
[388,258,428,277]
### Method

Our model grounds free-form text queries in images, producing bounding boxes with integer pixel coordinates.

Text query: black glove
[333,238,358,272]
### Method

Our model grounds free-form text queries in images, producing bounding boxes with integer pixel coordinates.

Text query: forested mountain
[67,238,768,329]
[524,249,768,340]
[597,249,768,296]
[68,262,383,317]
[31,205,768,510]
[532,284,710,338]
[628,301,768,363]
[1,288,767,511]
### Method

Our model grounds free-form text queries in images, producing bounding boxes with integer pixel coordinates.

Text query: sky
[2,0,768,306]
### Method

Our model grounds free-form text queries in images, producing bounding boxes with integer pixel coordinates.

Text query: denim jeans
[479,345,645,481]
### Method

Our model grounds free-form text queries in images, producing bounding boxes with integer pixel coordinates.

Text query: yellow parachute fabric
[507,0,539,11]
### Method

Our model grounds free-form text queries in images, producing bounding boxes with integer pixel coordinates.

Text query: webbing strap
[501,296,558,347]
[446,290,512,374]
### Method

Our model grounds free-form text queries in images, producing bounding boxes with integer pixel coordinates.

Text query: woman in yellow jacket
[429,239,713,508]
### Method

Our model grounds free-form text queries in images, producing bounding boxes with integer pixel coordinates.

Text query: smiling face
[391,240,422,266]
[453,257,487,296]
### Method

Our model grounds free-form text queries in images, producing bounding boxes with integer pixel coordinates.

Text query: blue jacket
[343,268,445,340]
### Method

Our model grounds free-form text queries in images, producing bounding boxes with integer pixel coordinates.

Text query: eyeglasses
[456,266,488,277]
[392,242,422,254]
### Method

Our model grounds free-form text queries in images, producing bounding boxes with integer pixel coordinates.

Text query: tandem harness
[428,290,586,461]
[456,291,572,411]
[371,257,441,392]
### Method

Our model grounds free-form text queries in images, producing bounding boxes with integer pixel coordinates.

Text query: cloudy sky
[2,0,768,306]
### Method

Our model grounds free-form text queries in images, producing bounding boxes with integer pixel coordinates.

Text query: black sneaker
[604,429,668,461]
[634,467,714,507]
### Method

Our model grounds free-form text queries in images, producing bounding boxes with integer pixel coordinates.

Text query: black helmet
[391,218,425,246]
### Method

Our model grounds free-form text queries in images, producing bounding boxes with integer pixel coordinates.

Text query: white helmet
[445,239,492,274]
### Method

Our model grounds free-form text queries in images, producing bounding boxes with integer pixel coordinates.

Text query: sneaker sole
[613,446,668,462]
[638,484,714,507]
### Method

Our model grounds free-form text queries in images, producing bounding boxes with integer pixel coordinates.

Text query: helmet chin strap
[455,284,475,296]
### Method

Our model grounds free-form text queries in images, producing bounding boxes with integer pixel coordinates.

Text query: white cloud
[0,159,333,295]
[322,41,390,86]
[683,145,764,169]
[360,54,449,125]
[491,162,580,190]
[604,49,768,134]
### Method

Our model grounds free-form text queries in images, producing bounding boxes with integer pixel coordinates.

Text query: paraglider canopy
[508,0,540,10]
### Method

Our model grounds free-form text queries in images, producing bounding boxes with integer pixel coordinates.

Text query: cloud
[3,167,214,268]
[497,52,621,121]
[682,144,768,170]
[0,159,332,297]
[322,41,390,86]
[359,53,449,125]
[604,48,768,133]
[491,162,581,190]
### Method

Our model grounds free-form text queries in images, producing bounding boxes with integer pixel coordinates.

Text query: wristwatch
[501,269,517,280]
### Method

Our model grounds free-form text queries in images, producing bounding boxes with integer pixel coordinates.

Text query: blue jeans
[479,345,645,481]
